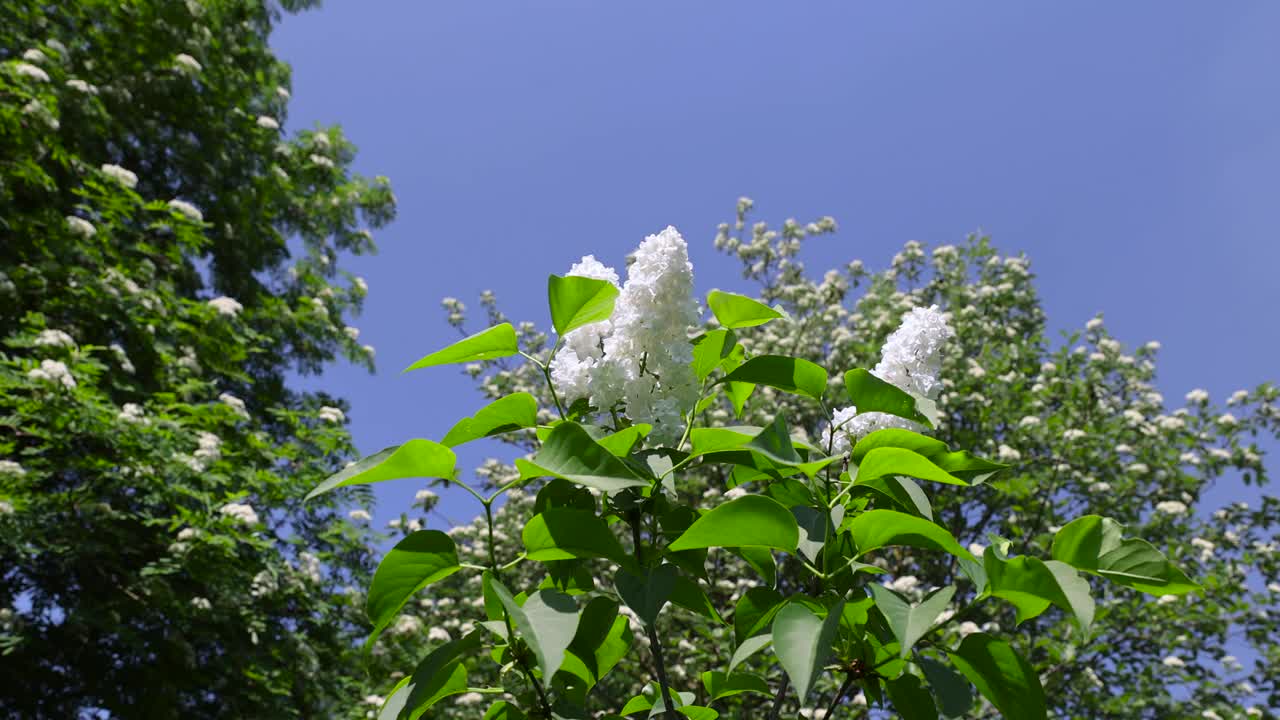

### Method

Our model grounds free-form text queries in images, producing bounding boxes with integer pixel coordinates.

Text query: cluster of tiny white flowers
[13,62,50,83]
[256,115,280,130]
[100,163,138,189]
[552,228,701,443]
[250,570,277,597]
[117,403,148,425]
[0,460,26,477]
[823,305,954,454]
[1185,388,1209,405]
[173,53,202,74]
[66,216,96,238]
[28,359,76,389]
[297,552,322,584]
[1155,500,1189,516]
[548,255,621,404]
[66,78,97,94]
[391,615,424,637]
[317,406,345,423]
[219,502,259,526]
[218,392,248,417]
[33,329,75,347]
[309,154,335,168]
[348,509,372,522]
[167,199,203,222]
[190,597,212,611]
[415,489,439,507]
[207,296,243,316]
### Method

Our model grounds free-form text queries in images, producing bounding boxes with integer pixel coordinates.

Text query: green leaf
[792,506,837,565]
[919,657,973,718]
[849,510,975,563]
[597,424,651,456]
[482,702,527,720]
[615,564,678,626]
[390,631,484,719]
[734,546,777,587]
[930,451,1009,484]
[365,531,461,650]
[985,552,1094,633]
[772,599,845,702]
[734,587,785,644]
[701,670,771,700]
[1051,515,1198,595]
[669,574,725,624]
[745,414,802,465]
[692,329,738,381]
[405,323,519,371]
[854,474,934,520]
[441,393,538,447]
[668,495,799,552]
[548,275,619,336]
[519,422,649,493]
[523,509,634,570]
[706,290,782,329]
[489,579,580,688]
[947,633,1047,720]
[887,673,940,720]
[850,428,949,464]
[722,355,828,401]
[868,584,956,658]
[560,597,633,690]
[843,368,933,426]
[306,440,456,500]
[728,634,773,675]
[854,447,967,487]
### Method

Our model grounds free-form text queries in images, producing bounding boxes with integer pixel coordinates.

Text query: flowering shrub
[309,222,1211,719]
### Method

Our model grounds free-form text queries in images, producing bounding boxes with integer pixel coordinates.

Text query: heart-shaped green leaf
[668,495,799,552]
[772,600,845,701]
[548,275,619,336]
[365,530,461,650]
[868,584,956,658]
[707,290,782,329]
[441,393,538,447]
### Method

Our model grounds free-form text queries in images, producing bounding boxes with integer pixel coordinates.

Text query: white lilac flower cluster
[100,164,138,189]
[167,199,203,222]
[823,305,955,454]
[317,406,345,423]
[207,296,243,316]
[219,501,258,526]
[28,359,76,389]
[549,227,700,444]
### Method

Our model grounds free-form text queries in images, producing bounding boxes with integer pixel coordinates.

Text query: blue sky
[274,2,1280,532]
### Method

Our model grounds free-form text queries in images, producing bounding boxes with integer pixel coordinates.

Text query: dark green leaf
[615,564,678,626]
[692,329,737,381]
[919,657,974,718]
[670,574,725,624]
[887,673,939,720]
[734,587,785,645]
[404,323,519,371]
[701,670,771,700]
[727,634,772,675]
[391,631,484,719]
[548,274,619,335]
[947,633,1046,720]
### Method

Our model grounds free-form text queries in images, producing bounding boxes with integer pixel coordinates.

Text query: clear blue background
[274,2,1280,533]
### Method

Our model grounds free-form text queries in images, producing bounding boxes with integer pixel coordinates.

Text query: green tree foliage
[324,203,1275,719]
[0,2,404,716]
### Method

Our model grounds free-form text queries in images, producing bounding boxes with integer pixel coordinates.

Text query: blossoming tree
[0,2,410,716]
[307,211,1252,719]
